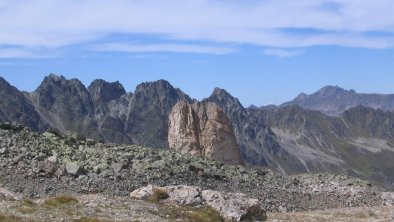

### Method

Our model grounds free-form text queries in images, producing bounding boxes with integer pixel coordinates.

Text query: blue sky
[1,0,394,106]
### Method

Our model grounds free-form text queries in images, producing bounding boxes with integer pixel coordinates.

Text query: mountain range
[1,74,394,189]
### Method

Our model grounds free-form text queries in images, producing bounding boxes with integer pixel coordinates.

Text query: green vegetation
[0,213,22,222]
[22,199,36,207]
[73,217,108,222]
[44,195,79,208]
[158,205,224,222]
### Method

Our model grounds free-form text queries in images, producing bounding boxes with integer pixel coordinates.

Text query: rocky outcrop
[168,101,242,165]
[204,88,304,173]
[130,185,267,222]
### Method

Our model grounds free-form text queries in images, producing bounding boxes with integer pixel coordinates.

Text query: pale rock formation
[130,185,267,222]
[168,101,242,164]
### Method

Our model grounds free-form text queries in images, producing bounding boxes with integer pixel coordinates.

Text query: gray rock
[37,160,57,175]
[66,162,83,176]
[0,148,8,155]
[163,185,202,206]
[112,162,126,174]
[202,190,266,222]
[130,184,154,200]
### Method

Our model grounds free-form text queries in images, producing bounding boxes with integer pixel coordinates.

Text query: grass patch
[160,205,224,222]
[18,207,37,214]
[73,217,108,222]
[22,199,36,207]
[44,195,79,208]
[355,210,377,219]
[0,213,22,222]
[18,199,38,214]
[149,188,169,203]
[185,205,224,222]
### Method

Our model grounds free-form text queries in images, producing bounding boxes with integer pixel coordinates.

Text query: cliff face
[0,77,48,131]
[168,101,242,165]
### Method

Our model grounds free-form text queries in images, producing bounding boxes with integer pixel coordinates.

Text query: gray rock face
[282,85,394,116]
[204,88,303,172]
[0,77,47,131]
[169,101,242,165]
[30,74,98,138]
[88,79,126,105]
[0,74,192,147]
[124,80,192,148]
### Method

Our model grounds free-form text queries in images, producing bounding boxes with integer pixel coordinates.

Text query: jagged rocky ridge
[0,123,392,214]
[5,74,192,148]
[2,74,394,190]
[282,85,394,116]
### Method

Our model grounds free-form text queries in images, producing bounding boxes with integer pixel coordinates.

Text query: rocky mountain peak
[134,79,191,102]
[293,92,308,101]
[315,85,349,96]
[30,74,95,136]
[206,87,244,115]
[88,79,126,104]
[168,101,242,165]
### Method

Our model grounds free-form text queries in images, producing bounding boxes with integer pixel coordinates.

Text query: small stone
[47,155,57,163]
[112,163,126,174]
[0,148,8,155]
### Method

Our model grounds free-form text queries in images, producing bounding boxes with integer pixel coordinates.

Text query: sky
[1,0,394,106]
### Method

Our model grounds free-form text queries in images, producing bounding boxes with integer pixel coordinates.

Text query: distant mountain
[0,77,47,131]
[282,86,394,116]
[203,88,306,173]
[2,75,394,189]
[1,74,191,147]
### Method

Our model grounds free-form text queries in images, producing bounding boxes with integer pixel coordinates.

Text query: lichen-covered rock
[66,162,83,176]
[130,184,154,200]
[168,101,242,165]
[163,185,202,206]
[202,190,266,222]
[130,185,266,222]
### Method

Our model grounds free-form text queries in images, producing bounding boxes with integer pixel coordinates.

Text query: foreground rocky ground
[1,192,394,222]
[1,122,394,221]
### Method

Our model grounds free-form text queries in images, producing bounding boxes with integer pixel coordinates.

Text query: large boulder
[130,185,266,222]
[202,190,266,222]
[168,101,242,165]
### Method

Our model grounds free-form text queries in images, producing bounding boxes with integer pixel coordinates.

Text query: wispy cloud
[0,47,56,59]
[92,43,235,55]
[0,0,394,58]
[263,48,305,58]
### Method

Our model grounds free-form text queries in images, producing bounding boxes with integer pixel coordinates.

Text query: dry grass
[0,213,22,222]
[149,188,169,202]
[73,217,108,222]
[184,205,224,222]
[158,205,224,222]
[44,195,79,208]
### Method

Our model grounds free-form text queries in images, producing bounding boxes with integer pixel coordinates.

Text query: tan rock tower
[168,101,242,165]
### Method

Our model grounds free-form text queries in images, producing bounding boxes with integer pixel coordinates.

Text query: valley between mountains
[2,74,394,221]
